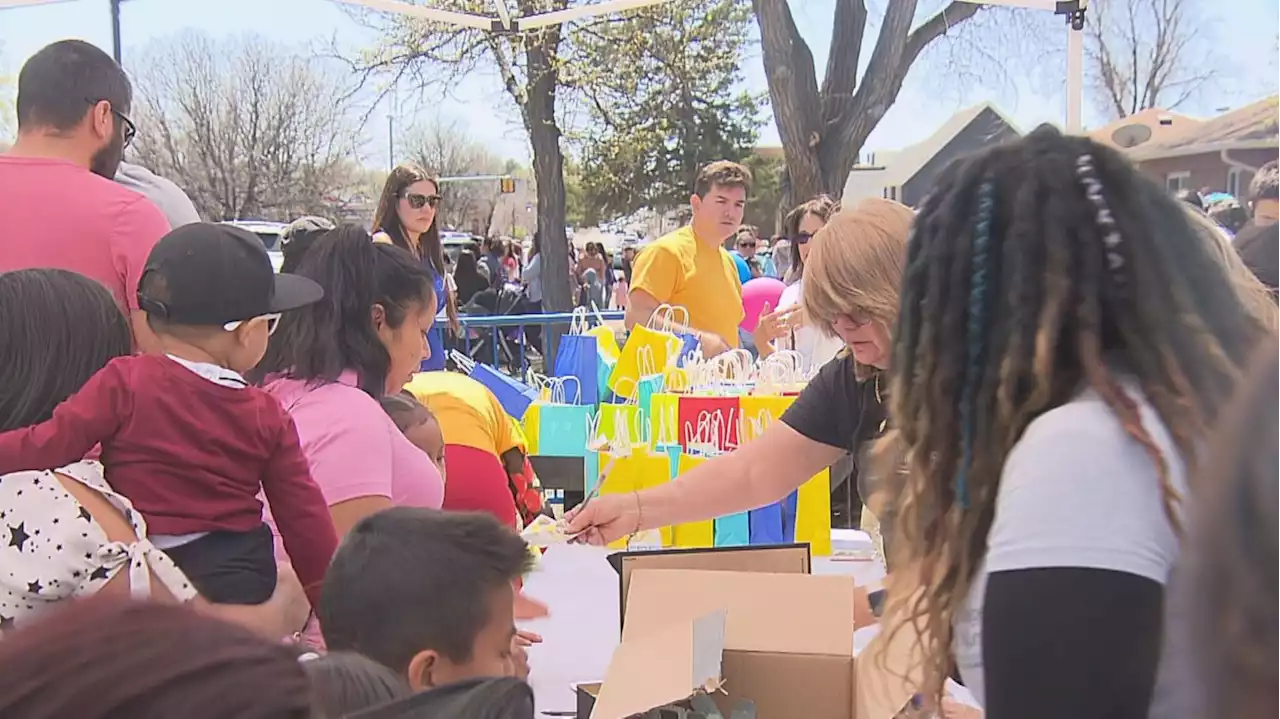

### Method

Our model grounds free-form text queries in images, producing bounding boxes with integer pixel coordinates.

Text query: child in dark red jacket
[0,223,337,608]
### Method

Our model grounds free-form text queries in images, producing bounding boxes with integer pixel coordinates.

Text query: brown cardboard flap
[590,610,727,719]
[615,544,811,622]
[624,569,856,656]
[852,618,927,719]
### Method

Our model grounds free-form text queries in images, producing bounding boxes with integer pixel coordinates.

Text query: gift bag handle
[646,304,690,333]
[568,306,590,335]
[450,350,477,374]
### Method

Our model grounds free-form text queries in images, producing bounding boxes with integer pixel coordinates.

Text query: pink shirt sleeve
[110,196,171,311]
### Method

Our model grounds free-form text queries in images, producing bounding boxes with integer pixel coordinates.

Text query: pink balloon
[740,277,787,331]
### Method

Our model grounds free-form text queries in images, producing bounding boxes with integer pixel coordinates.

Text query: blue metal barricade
[452,310,624,377]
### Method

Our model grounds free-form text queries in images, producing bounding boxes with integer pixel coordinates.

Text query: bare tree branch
[131,32,361,221]
[1084,0,1221,119]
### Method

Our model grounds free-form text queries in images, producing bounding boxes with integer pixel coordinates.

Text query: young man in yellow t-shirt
[626,160,751,356]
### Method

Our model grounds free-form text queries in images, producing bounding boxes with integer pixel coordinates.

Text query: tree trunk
[523,29,571,316]
[755,0,983,202]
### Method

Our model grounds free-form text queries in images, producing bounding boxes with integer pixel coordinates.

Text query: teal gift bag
[636,373,665,419]
[536,404,595,458]
[714,512,750,547]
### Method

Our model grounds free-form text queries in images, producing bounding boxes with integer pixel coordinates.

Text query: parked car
[221,220,286,272]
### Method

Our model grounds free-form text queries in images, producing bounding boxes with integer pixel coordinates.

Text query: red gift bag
[677,395,740,453]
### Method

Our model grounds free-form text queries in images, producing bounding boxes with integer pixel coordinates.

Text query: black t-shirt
[780,353,890,532]
[781,352,886,454]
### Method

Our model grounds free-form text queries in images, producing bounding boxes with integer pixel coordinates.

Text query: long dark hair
[252,225,436,398]
[781,194,840,284]
[373,163,458,321]
[881,125,1272,696]
[1187,341,1278,719]
[0,599,314,718]
[455,249,482,280]
[0,269,132,431]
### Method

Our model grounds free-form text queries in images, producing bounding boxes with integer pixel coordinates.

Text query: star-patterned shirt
[0,461,197,633]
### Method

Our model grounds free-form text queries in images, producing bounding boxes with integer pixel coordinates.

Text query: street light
[960,0,1089,133]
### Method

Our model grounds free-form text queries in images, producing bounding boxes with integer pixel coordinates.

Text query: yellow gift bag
[795,468,833,556]
[596,448,673,549]
[738,395,797,443]
[608,305,687,400]
[670,452,715,549]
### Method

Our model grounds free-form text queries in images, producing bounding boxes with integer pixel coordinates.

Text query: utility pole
[110,0,124,64]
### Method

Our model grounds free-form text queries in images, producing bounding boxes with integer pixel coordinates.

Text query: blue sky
[2,0,1276,164]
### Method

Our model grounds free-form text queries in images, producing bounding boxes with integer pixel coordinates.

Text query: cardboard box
[586,569,920,719]
[590,609,728,719]
[608,543,811,629]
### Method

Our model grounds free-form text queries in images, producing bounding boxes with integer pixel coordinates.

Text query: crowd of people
[1,36,1278,719]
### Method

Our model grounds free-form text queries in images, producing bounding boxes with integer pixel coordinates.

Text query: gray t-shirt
[114,162,200,228]
[952,379,1188,707]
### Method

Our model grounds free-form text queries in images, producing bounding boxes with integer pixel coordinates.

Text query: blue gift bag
[714,512,751,547]
[674,331,700,367]
[748,502,785,544]
[536,404,596,458]
[781,490,799,543]
[469,363,539,420]
[552,333,600,406]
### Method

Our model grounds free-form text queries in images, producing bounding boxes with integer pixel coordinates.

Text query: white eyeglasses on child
[223,313,282,335]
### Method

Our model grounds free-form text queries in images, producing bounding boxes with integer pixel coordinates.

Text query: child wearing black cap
[0,222,338,609]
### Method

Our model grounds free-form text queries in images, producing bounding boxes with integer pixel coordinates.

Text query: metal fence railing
[449,310,625,376]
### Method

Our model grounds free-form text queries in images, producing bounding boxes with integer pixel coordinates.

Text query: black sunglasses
[403,193,442,210]
[86,97,136,149]
[791,231,814,245]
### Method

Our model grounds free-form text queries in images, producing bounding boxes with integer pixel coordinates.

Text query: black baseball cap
[137,222,324,326]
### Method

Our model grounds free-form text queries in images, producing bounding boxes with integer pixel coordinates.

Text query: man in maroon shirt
[0,40,169,351]
[0,223,336,609]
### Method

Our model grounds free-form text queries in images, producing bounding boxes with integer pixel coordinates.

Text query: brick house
[1094,98,1279,198]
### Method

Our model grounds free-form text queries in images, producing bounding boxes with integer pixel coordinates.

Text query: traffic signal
[500,177,516,194]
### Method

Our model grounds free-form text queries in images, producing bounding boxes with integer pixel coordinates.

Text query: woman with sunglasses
[373,163,460,372]
[752,195,844,371]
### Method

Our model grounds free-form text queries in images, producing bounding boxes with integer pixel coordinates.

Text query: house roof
[880,102,1021,187]
[1129,96,1279,161]
[841,102,1020,203]
[1088,108,1202,150]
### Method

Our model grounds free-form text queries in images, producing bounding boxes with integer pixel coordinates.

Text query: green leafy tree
[741,151,784,234]
[568,0,763,222]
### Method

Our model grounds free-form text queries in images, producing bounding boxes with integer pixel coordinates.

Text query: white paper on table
[521,543,620,714]
[520,515,576,547]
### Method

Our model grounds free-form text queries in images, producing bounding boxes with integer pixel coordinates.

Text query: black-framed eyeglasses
[403,193,442,210]
[791,231,814,245]
[737,240,757,250]
[86,97,136,149]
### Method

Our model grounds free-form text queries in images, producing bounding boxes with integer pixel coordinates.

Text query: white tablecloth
[519,543,887,714]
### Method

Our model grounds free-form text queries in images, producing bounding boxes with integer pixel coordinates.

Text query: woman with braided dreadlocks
[877,125,1275,718]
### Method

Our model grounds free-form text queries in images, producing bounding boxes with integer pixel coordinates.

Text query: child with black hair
[300,651,412,717]
[380,391,446,473]
[318,507,535,693]
[0,223,339,609]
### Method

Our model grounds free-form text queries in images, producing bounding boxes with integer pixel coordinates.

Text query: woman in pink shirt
[253,226,444,540]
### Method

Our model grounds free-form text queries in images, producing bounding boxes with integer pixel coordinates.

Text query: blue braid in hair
[956,179,995,509]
